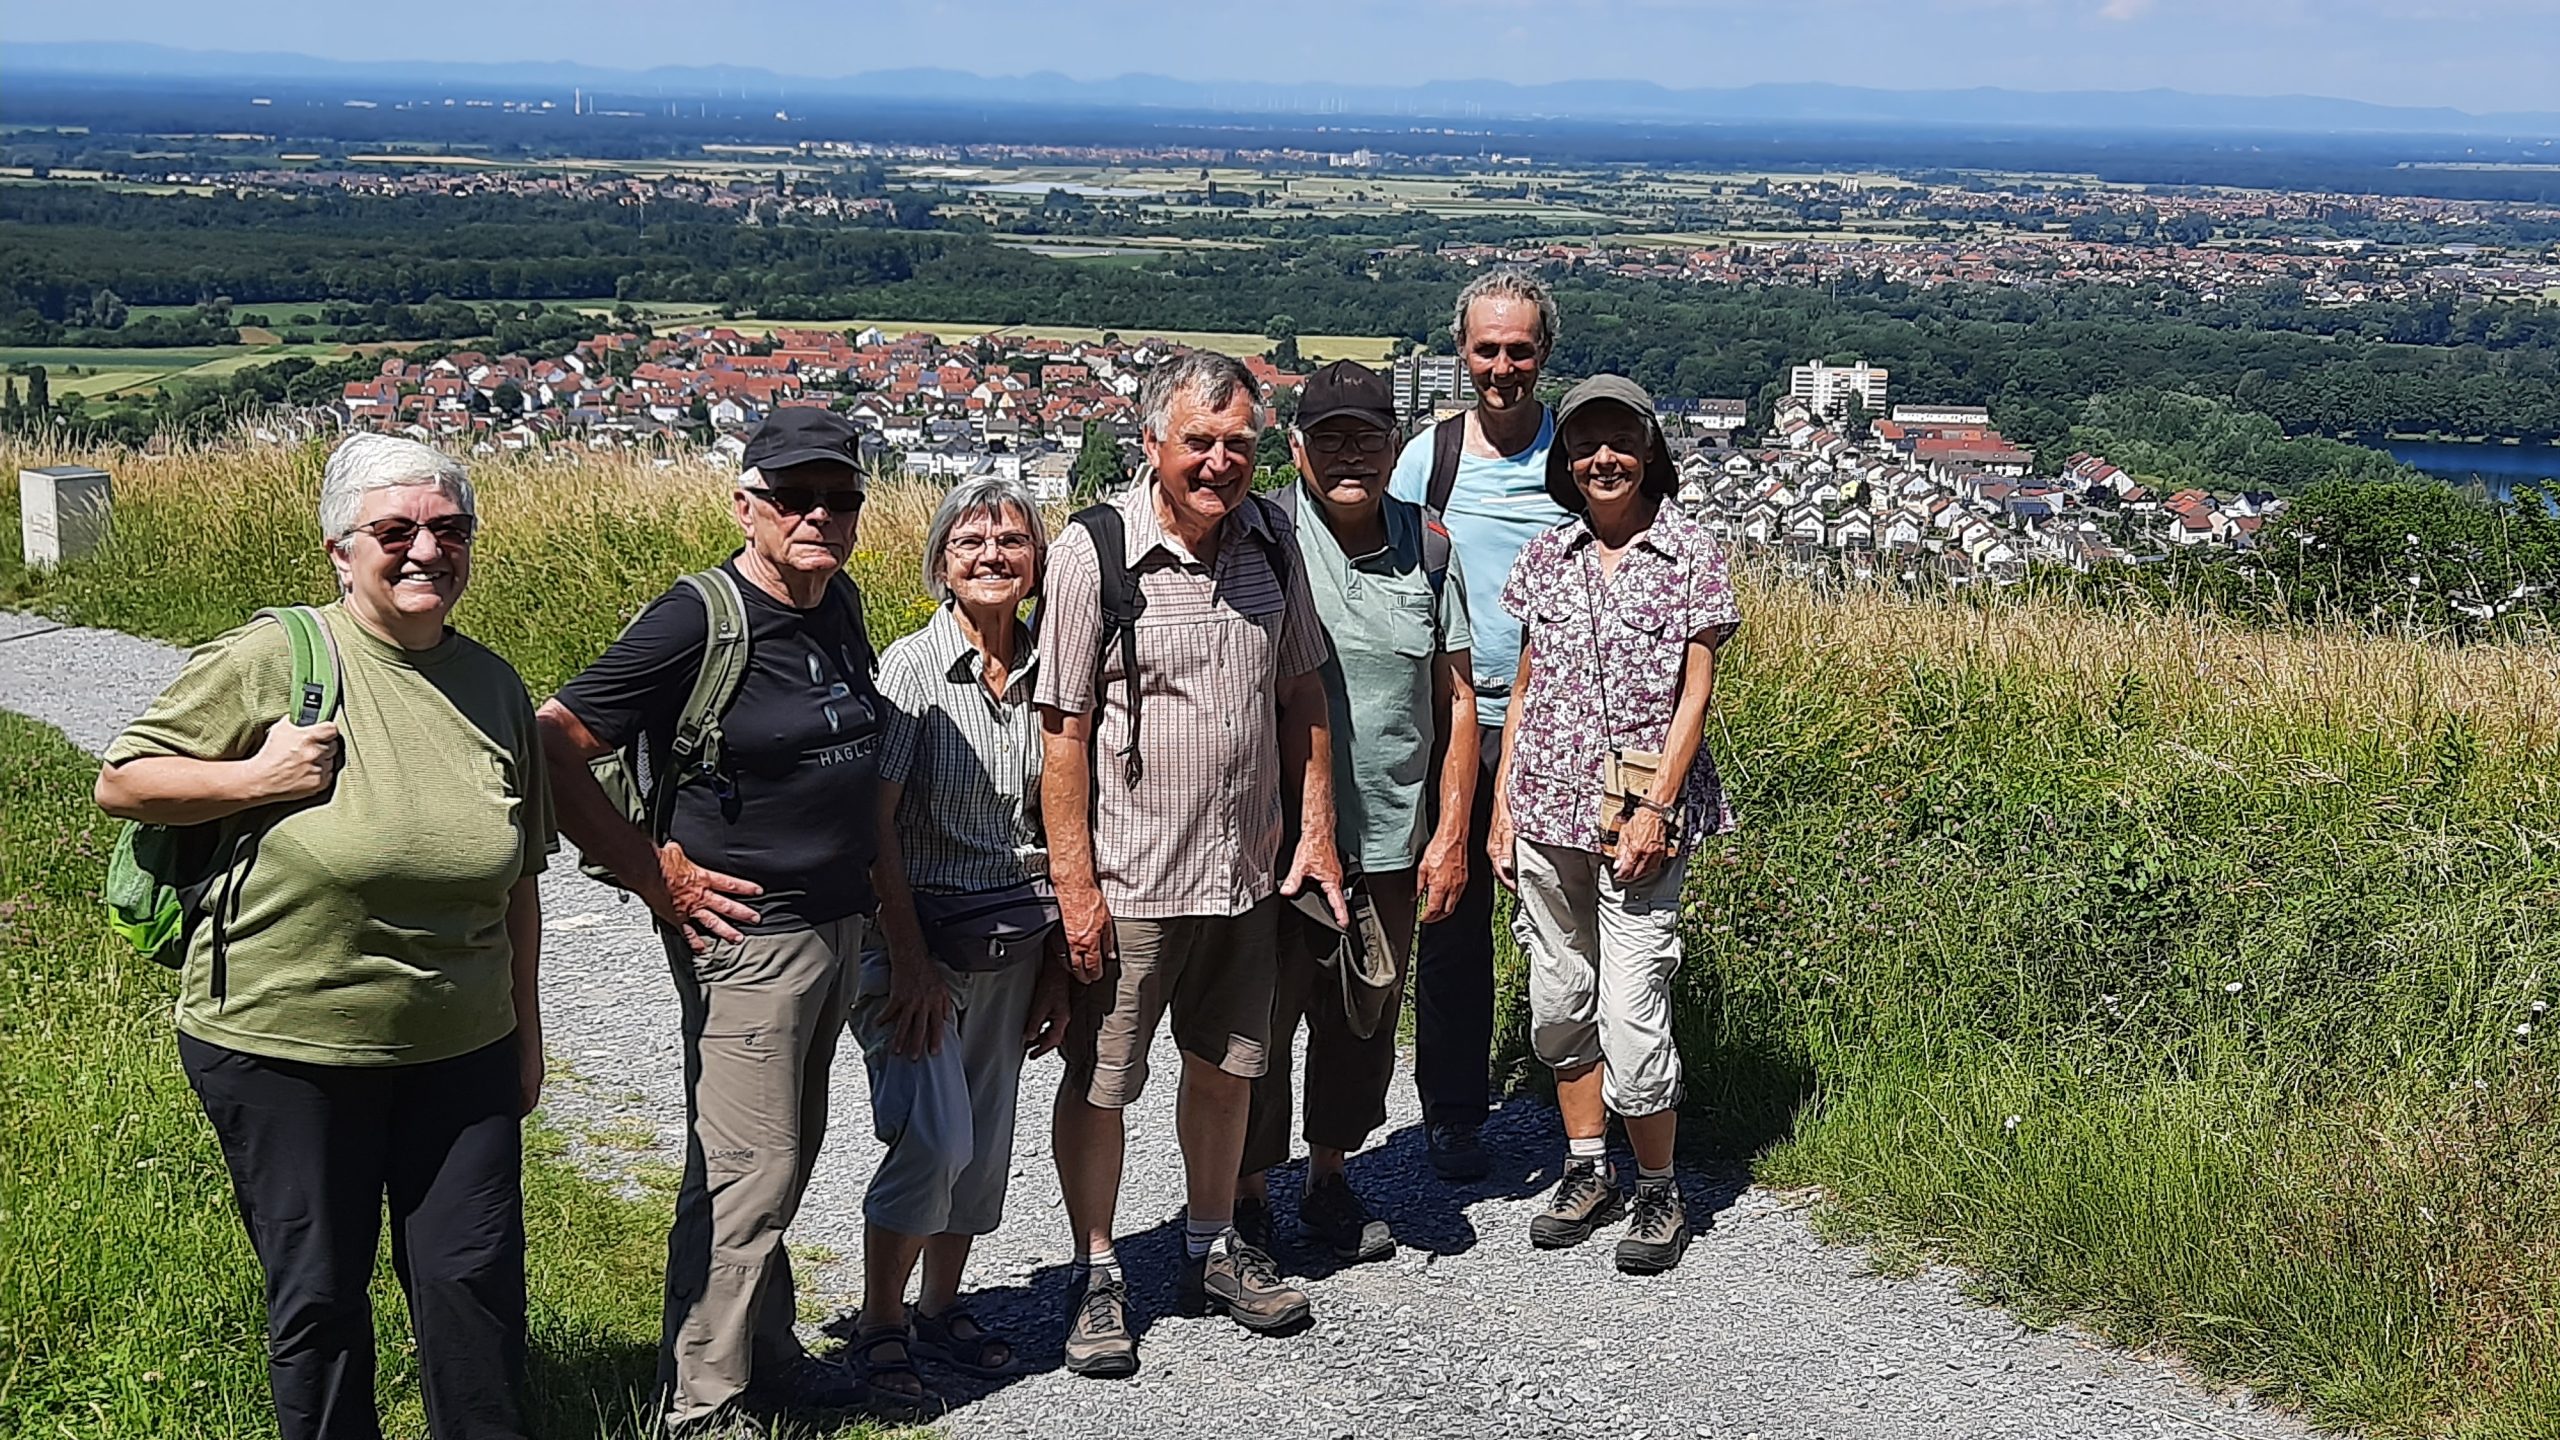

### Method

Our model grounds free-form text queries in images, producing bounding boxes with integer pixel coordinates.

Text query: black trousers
[1413,721,1503,1127]
[180,1031,530,1440]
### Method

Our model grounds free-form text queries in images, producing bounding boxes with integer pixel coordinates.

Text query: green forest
[8,186,2560,446]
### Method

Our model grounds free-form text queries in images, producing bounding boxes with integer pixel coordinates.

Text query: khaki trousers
[1242,870,1419,1176]
[1512,841,1687,1118]
[657,915,867,1428]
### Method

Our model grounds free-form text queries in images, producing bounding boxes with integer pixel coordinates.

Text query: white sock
[1076,1243,1121,1278]
[1567,1134,1609,1173]
[1638,1162,1676,1187]
[1185,1216,1226,1260]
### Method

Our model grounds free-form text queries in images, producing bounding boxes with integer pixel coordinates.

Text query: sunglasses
[743,484,866,517]
[349,514,477,550]
[1302,430,1392,456]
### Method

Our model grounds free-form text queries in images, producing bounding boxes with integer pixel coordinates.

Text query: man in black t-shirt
[537,410,883,1433]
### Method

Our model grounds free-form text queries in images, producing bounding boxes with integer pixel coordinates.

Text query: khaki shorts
[1062,897,1281,1109]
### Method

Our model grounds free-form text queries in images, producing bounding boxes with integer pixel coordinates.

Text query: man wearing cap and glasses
[537,409,886,1432]
[1236,360,1477,1265]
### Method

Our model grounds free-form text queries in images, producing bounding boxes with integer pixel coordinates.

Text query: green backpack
[578,566,868,889]
[580,568,753,887]
[104,605,344,976]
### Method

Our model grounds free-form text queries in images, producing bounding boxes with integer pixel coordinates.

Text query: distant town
[306,322,2260,589]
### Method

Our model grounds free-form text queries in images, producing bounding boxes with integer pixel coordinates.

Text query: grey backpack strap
[1419,511,1452,601]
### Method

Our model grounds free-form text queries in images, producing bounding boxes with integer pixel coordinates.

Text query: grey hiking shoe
[1528,1158,1623,1250]
[1301,1171,1395,1263]
[1615,1179,1692,1274]
[1427,1122,1491,1181]
[1062,1269,1139,1379]
[1181,1232,1313,1333]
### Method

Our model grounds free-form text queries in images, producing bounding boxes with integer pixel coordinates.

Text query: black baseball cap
[1294,359,1396,431]
[742,408,865,473]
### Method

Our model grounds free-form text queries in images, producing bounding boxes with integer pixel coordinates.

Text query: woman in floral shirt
[1490,374,1740,1276]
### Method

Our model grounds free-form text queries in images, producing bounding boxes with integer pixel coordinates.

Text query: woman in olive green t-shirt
[97,433,555,1440]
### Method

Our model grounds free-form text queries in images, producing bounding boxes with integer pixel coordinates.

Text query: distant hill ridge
[11,39,2560,137]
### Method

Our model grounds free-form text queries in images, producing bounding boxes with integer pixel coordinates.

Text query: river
[2375,439,2560,503]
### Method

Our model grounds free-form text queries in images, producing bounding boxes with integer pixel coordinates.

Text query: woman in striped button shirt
[845,474,1071,1415]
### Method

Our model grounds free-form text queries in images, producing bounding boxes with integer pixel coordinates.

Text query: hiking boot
[1233,1193,1278,1256]
[739,1350,869,1417]
[1181,1233,1314,1333]
[1616,1179,1692,1275]
[1300,1171,1395,1263]
[1062,1269,1139,1379]
[1427,1122,1491,1182]
[1528,1158,1623,1250]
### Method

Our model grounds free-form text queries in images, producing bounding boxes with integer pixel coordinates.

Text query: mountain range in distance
[10,40,2560,140]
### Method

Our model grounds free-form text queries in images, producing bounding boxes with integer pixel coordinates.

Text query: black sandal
[848,1326,938,1421]
[913,1305,1017,1377]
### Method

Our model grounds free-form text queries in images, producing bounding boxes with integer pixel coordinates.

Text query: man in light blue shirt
[1386,268,1569,1181]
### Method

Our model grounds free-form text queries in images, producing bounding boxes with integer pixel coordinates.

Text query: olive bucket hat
[1543,374,1679,514]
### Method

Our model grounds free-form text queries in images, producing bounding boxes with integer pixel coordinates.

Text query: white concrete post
[19,465,114,570]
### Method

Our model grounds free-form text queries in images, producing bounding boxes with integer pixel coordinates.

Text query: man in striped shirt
[1036,349,1348,1378]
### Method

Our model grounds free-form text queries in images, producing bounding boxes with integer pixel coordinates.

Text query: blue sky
[16,1,2559,112]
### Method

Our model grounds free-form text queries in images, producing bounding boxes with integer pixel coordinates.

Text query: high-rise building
[1391,353,1474,424]
[1789,360,1889,420]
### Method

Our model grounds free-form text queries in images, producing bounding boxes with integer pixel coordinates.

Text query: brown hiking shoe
[1615,1178,1692,1274]
[1528,1158,1623,1250]
[1062,1269,1138,1379]
[1181,1233,1313,1333]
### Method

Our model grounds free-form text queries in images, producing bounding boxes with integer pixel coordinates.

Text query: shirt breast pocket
[1384,578,1439,660]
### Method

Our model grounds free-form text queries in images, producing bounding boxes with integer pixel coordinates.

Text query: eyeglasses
[744,484,866,517]
[348,514,477,550]
[945,532,1036,559]
[1302,430,1392,456]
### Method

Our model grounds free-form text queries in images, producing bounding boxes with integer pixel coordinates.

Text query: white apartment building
[1789,360,1889,419]
[1391,353,1475,422]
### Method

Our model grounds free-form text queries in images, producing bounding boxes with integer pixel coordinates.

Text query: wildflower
[2519,1023,2535,1039]
[2534,1001,2549,1016]
[2224,980,2244,994]
[2003,1114,2022,1134]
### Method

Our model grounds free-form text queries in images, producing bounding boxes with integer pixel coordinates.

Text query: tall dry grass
[6,434,2559,1435]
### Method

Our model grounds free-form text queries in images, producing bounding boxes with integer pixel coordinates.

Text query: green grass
[0,715,708,1437]
[7,438,2560,1435]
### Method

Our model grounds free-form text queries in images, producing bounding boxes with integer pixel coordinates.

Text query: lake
[2376,439,2560,503]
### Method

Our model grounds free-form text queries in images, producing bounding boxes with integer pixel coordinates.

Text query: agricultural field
[0,343,359,399]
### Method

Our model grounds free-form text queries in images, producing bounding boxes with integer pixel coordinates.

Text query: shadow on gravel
[830,1093,1765,1414]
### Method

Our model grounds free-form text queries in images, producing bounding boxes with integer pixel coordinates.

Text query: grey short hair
[318,433,475,542]
[1451,267,1560,352]
[922,475,1048,602]
[1138,349,1267,441]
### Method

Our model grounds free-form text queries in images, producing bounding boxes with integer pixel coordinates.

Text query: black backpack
[1423,412,1468,516]
[1065,492,1297,790]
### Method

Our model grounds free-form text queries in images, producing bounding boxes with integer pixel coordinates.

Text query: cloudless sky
[14,0,2559,113]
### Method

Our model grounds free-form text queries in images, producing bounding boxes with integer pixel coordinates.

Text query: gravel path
[7,610,2321,1440]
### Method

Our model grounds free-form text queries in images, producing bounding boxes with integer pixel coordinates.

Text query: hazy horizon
[10,1,2558,114]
